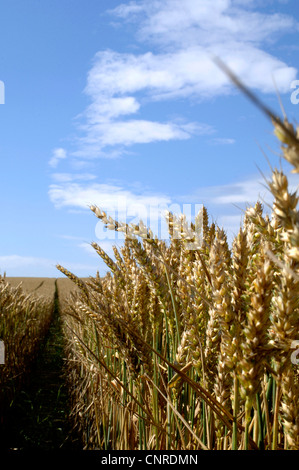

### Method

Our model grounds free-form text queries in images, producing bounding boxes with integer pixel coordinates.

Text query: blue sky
[0,0,299,277]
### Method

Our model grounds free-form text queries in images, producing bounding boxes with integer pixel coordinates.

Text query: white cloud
[84,96,140,123]
[202,172,298,207]
[69,1,297,159]
[48,166,298,248]
[216,214,246,240]
[210,178,270,206]
[47,173,268,246]
[86,47,296,103]
[49,148,67,168]
[111,0,298,50]
[47,0,298,251]
[73,48,217,157]
[51,1,297,162]
[48,182,172,220]
[108,0,297,94]
[180,174,272,208]
[77,119,213,151]
[177,171,298,240]
[58,234,85,241]
[210,137,236,145]
[99,120,188,146]
[51,173,97,183]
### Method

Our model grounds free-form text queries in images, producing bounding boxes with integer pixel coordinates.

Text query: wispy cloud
[66,0,297,160]
[48,170,290,246]
[72,49,217,158]
[49,148,67,168]
[187,171,298,206]
[47,0,298,249]
[51,173,97,183]
[179,174,272,209]
[73,117,214,158]
[209,137,236,145]
[111,0,298,54]
[48,182,172,221]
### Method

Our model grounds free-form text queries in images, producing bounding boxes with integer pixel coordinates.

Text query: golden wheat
[56,88,299,450]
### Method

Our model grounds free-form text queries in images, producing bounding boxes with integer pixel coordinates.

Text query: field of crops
[0,275,83,449]
[0,276,80,392]
[5,277,56,298]
[0,96,298,451]
[5,277,79,300]
[0,276,54,400]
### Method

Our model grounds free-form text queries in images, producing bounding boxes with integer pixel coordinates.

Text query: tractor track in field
[0,281,82,450]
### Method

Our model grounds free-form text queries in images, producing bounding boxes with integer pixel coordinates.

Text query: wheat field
[0,84,298,450]
[5,277,56,298]
[0,276,54,391]
[55,108,299,450]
